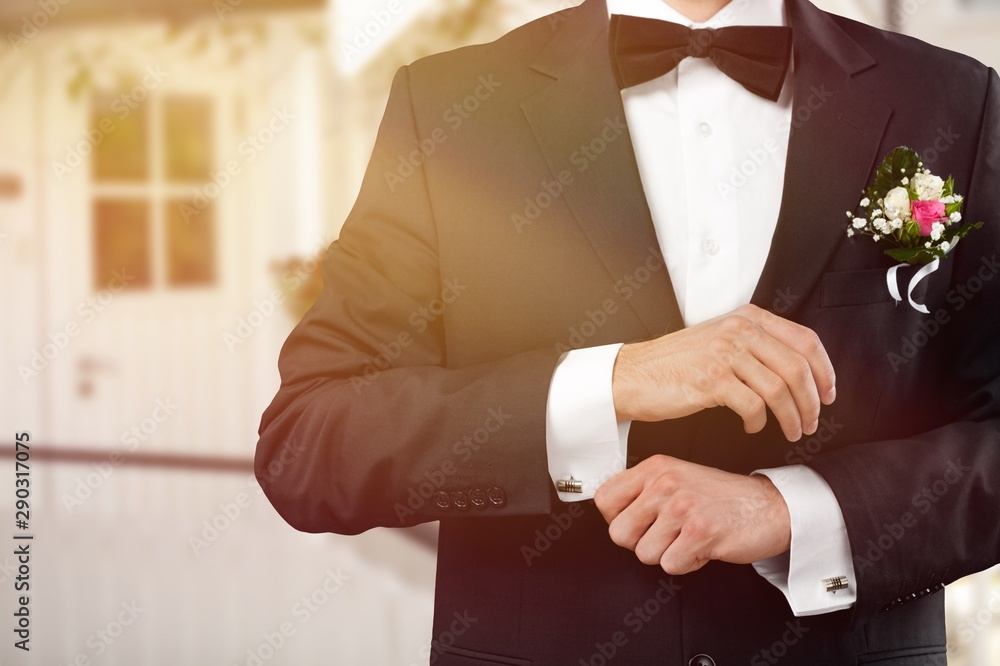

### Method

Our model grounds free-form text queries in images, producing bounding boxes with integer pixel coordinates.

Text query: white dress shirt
[544,0,856,616]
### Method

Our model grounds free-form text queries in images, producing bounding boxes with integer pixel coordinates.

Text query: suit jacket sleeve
[254,66,561,535]
[808,67,1000,621]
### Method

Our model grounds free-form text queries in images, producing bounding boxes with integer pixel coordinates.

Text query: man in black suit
[256,0,1000,663]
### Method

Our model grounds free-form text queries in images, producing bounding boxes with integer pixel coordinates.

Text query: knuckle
[608,521,631,547]
[790,356,812,383]
[684,514,712,542]
[762,375,787,401]
[802,328,823,353]
[706,361,729,382]
[635,542,661,566]
[652,473,677,496]
[747,396,767,420]
[670,489,695,515]
[725,315,755,338]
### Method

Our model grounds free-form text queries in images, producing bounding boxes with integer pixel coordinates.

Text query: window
[90,92,217,290]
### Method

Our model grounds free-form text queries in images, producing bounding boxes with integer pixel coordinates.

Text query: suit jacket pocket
[856,645,947,664]
[821,267,928,309]
[436,645,532,665]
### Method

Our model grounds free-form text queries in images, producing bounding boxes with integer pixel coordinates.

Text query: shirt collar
[606,0,787,28]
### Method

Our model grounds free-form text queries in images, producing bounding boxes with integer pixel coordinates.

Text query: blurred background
[0,0,998,664]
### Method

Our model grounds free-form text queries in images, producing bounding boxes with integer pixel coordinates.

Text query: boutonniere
[846,146,983,313]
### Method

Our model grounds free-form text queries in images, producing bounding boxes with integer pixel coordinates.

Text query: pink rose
[911,200,947,235]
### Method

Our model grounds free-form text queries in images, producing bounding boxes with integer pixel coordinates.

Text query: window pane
[93,199,151,289]
[166,199,216,287]
[91,92,149,181]
[164,96,212,182]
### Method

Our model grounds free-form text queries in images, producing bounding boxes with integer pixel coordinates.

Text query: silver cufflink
[557,477,583,493]
[823,575,849,593]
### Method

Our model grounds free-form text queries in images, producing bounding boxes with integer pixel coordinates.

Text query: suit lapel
[751,0,892,313]
[520,0,683,338]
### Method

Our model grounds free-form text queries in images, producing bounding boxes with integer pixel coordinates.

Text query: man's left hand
[594,455,791,575]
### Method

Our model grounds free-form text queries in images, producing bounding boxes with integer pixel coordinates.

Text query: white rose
[911,172,944,201]
[883,187,911,220]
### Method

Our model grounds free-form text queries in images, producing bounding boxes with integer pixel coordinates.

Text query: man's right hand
[612,304,837,442]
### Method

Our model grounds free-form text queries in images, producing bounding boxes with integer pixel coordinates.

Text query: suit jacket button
[433,491,451,510]
[486,486,507,507]
[468,488,487,508]
[451,491,469,510]
[689,655,715,666]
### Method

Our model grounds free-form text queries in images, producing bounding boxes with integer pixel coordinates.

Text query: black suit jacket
[256,0,1000,663]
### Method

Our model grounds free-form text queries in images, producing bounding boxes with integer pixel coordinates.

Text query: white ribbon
[885,240,958,314]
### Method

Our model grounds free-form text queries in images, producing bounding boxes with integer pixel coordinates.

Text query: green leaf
[872,147,922,199]
[885,247,925,263]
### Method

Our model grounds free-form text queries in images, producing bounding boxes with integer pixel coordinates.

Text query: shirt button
[698,122,713,137]
[703,239,720,256]
[689,655,716,666]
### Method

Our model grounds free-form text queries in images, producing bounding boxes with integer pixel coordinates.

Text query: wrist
[759,476,792,557]
[612,342,641,422]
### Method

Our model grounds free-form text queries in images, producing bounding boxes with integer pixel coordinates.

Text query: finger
[634,515,682,566]
[659,530,711,576]
[607,492,661,552]
[731,353,805,442]
[712,375,768,434]
[743,330,822,436]
[594,467,647,525]
[742,307,837,406]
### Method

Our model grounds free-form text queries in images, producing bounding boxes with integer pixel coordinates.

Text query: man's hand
[594,455,791,575]
[612,304,836,442]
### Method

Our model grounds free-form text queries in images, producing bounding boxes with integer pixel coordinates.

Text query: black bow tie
[608,15,793,102]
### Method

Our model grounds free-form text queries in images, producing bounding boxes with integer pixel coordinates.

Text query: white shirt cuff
[751,465,857,616]
[545,344,630,502]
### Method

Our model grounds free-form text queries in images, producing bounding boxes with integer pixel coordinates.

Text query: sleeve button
[486,486,507,507]
[468,488,487,508]
[451,491,469,510]
[433,491,451,510]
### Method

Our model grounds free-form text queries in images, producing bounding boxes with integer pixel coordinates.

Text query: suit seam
[398,64,450,365]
